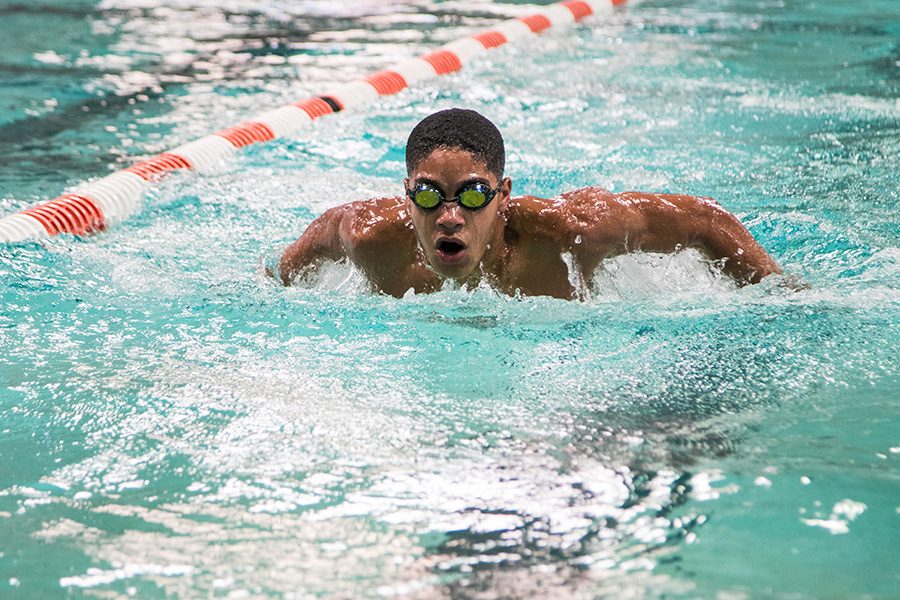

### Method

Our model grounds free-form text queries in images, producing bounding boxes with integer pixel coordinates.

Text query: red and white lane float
[0,0,636,243]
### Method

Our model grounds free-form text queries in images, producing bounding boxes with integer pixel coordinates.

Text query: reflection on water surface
[1,0,899,598]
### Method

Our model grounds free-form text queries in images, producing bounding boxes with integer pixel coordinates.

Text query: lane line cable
[0,0,639,243]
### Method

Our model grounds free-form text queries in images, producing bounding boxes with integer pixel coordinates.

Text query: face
[405,147,511,281]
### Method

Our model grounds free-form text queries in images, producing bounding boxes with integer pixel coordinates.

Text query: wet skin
[279,147,782,299]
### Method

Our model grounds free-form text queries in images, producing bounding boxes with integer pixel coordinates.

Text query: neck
[455,217,509,289]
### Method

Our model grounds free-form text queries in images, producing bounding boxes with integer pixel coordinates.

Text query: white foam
[298,260,369,293]
[60,564,194,588]
[589,250,737,301]
[738,93,900,116]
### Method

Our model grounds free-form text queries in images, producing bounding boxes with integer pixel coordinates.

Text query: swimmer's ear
[499,177,512,212]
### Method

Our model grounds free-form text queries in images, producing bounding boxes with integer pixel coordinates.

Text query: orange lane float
[0,0,638,242]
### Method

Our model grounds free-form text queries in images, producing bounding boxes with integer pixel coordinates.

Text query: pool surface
[1,0,898,597]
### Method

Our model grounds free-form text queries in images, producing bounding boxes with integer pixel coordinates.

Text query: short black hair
[405,108,505,179]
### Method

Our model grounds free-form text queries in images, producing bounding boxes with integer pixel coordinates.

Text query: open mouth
[437,239,465,254]
[435,239,466,263]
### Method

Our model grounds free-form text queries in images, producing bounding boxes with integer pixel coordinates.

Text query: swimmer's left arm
[564,188,781,285]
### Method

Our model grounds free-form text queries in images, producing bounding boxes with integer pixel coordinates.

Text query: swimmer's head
[404,110,511,282]
[405,108,505,180]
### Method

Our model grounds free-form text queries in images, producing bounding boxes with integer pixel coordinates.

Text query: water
[1,0,898,597]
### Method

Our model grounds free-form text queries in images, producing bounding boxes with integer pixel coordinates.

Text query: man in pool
[278,108,781,299]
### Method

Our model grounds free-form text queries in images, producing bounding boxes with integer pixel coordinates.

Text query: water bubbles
[2,0,898,597]
[559,250,588,299]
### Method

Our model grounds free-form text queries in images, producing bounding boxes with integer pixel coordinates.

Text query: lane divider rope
[0,0,637,243]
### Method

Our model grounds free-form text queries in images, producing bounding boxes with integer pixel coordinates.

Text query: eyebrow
[413,177,491,193]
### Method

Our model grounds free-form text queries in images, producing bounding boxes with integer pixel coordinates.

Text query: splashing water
[1,0,898,598]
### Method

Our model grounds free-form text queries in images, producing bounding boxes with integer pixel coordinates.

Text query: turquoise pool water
[1,0,898,597]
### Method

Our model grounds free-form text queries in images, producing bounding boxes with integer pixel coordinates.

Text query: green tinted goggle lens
[408,183,498,211]
[414,188,441,209]
[459,188,487,209]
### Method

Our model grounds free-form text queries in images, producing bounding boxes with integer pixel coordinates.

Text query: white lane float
[0,0,638,243]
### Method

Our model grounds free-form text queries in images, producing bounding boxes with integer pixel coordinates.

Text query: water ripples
[1,0,899,597]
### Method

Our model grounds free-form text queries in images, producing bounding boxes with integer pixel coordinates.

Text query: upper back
[505,187,617,249]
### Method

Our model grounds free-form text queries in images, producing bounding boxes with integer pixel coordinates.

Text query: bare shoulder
[339,196,415,248]
[505,194,565,238]
[338,196,430,295]
[506,187,619,242]
[558,186,621,225]
[554,188,727,235]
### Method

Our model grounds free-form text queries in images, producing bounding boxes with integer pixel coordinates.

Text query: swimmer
[278,108,781,299]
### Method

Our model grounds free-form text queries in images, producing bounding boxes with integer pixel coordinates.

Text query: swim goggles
[407,182,501,211]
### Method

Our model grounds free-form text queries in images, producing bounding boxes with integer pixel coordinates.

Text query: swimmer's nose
[435,203,464,232]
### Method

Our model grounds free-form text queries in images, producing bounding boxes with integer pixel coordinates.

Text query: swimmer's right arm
[277,205,350,285]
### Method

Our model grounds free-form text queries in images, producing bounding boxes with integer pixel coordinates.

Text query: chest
[496,241,577,299]
[362,235,577,299]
